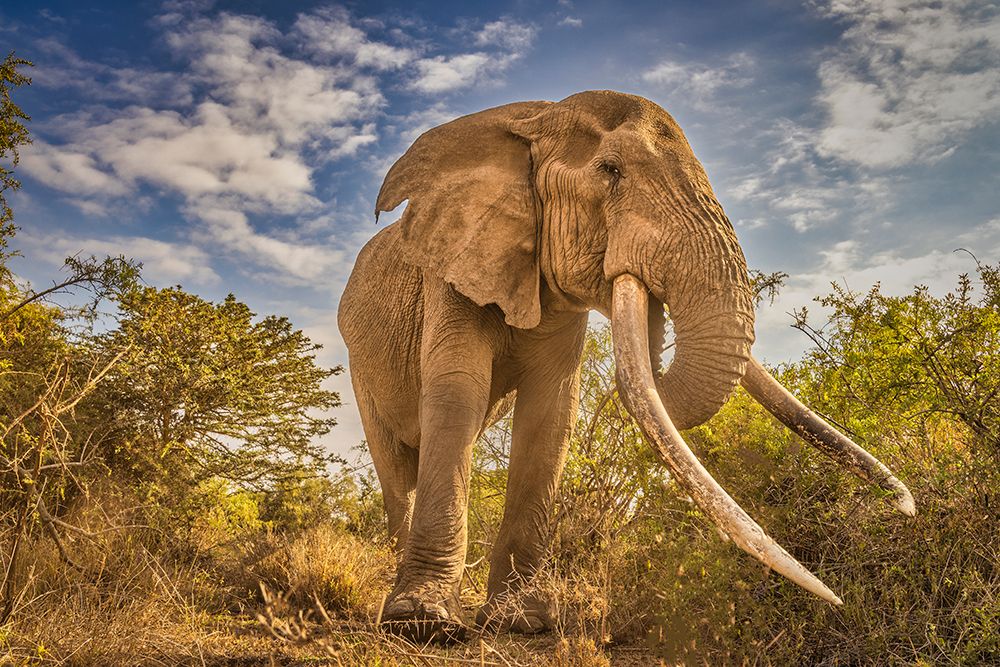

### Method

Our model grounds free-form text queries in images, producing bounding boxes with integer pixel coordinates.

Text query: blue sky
[2,0,999,455]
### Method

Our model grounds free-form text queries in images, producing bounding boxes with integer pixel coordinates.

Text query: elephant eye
[600,162,621,178]
[599,161,622,182]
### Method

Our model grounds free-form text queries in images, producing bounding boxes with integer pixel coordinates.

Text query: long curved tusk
[741,357,916,517]
[611,273,843,605]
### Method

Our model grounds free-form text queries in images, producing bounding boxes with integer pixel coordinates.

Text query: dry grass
[0,498,650,666]
[1,533,219,665]
[4,432,997,667]
[3,398,996,665]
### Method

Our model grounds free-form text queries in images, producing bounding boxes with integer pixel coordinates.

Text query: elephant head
[376,90,914,605]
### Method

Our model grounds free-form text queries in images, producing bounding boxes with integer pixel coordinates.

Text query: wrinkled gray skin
[339,91,753,638]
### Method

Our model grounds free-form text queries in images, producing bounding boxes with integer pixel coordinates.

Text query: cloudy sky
[3,0,999,455]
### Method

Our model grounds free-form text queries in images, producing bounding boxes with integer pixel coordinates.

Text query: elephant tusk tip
[612,275,842,611]
[893,491,916,517]
[791,570,842,606]
[801,581,843,605]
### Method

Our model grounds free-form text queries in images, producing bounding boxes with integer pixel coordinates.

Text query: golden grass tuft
[251,523,394,619]
[2,531,217,665]
[545,637,612,667]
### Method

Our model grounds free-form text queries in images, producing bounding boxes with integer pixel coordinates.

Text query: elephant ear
[376,101,552,329]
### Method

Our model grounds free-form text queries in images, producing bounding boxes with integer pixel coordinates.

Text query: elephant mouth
[647,296,667,377]
[611,273,916,607]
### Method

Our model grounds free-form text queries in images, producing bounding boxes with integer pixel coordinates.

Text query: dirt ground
[185,614,661,666]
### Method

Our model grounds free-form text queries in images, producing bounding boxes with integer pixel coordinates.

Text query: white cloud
[65,198,112,217]
[725,1,1000,241]
[20,232,221,287]
[20,140,131,198]
[292,6,414,70]
[411,53,493,94]
[474,19,537,52]
[399,103,459,142]
[190,202,344,285]
[410,19,536,94]
[23,9,392,288]
[558,16,583,28]
[25,104,319,215]
[814,0,1000,168]
[725,118,891,233]
[38,9,66,24]
[642,53,753,110]
[735,217,766,231]
[164,12,384,148]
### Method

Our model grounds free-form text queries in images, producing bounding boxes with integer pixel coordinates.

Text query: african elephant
[338,90,914,640]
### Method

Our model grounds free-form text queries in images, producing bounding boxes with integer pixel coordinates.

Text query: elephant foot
[380,595,467,644]
[475,592,556,634]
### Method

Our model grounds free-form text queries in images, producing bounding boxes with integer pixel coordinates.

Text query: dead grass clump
[545,637,611,667]
[0,472,402,665]
[251,523,394,619]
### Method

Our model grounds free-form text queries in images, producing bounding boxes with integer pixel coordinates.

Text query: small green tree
[0,52,32,310]
[258,469,378,534]
[92,286,343,493]
[0,52,31,225]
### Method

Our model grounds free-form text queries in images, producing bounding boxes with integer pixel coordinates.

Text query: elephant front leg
[381,330,494,642]
[478,351,583,633]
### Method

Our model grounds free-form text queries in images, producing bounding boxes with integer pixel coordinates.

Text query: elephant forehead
[628,115,690,157]
[558,90,676,130]
[604,123,695,170]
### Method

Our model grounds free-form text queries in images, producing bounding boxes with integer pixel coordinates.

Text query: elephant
[338,90,915,641]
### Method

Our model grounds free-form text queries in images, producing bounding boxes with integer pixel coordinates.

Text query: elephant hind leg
[477,371,579,634]
[480,316,587,633]
[356,387,418,553]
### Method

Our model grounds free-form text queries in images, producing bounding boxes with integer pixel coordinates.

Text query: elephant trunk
[652,288,753,430]
[645,193,756,430]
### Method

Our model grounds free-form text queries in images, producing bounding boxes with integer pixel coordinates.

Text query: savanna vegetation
[2,53,997,665]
